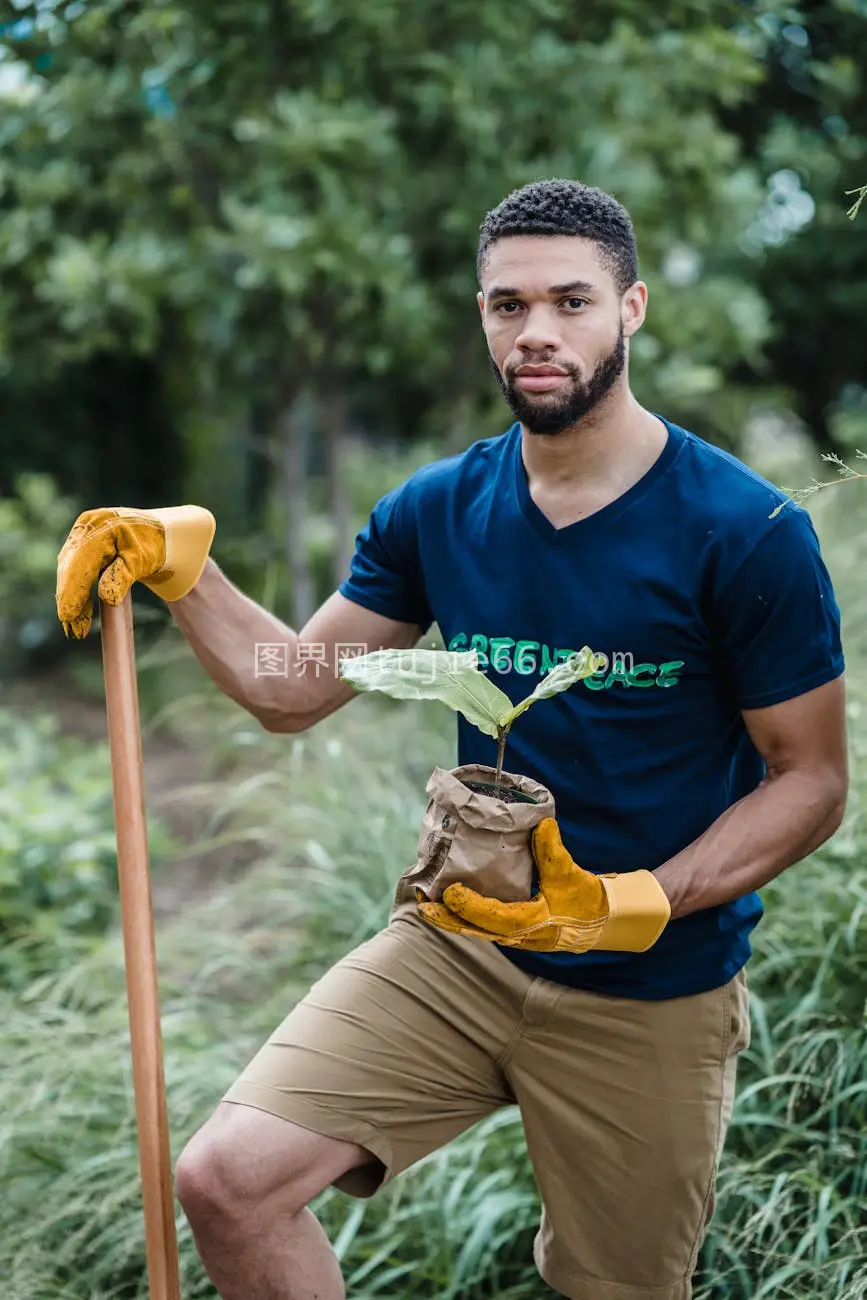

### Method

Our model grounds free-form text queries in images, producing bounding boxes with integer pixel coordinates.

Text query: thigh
[224,901,526,1198]
[507,969,751,1300]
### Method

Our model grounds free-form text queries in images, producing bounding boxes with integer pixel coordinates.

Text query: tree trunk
[445,316,481,454]
[244,398,273,528]
[280,396,314,628]
[321,387,352,590]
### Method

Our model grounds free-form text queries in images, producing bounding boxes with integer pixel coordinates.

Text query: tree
[1,0,793,618]
[721,0,867,452]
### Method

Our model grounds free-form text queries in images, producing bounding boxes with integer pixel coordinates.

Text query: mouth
[514,367,570,393]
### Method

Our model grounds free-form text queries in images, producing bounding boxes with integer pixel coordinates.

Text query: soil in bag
[400,762,555,904]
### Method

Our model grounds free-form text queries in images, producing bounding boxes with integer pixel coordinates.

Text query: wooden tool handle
[101,596,181,1300]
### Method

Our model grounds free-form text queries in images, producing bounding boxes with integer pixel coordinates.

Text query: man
[56,179,848,1300]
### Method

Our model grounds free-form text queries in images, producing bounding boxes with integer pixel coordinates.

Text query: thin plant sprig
[771,450,867,518]
[846,184,867,220]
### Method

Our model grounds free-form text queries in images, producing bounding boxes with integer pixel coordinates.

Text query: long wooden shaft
[100,596,181,1300]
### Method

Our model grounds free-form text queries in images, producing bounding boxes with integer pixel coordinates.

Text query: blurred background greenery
[1,0,866,1297]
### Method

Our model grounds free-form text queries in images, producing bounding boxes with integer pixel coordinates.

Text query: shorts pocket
[729,967,751,1057]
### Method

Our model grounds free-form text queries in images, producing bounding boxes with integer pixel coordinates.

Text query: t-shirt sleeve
[338,482,433,632]
[710,506,844,710]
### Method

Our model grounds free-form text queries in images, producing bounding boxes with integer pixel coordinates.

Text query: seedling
[340,645,602,798]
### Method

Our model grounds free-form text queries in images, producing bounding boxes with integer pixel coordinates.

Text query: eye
[562,297,588,311]
[493,301,522,314]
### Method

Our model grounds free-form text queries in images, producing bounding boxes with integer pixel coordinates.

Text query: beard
[490,323,626,436]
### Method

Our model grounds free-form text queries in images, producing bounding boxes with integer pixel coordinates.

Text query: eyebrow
[486,279,598,302]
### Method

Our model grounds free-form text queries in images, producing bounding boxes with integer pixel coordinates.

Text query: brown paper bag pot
[400,763,556,904]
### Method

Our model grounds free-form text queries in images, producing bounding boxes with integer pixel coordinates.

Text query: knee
[175,1128,305,1229]
[176,1104,373,1234]
[175,1134,241,1228]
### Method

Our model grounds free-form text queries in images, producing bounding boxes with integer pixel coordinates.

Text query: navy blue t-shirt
[339,417,845,999]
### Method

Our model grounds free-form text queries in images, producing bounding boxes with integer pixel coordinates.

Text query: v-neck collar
[512,414,685,544]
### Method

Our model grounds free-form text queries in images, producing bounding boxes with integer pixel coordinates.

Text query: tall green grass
[2,459,866,1299]
[2,690,864,1299]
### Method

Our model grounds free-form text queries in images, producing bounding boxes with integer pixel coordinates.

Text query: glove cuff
[141,505,216,601]
[597,871,671,952]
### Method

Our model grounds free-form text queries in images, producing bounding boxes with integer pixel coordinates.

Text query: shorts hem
[222,1079,395,1198]
[536,1243,689,1300]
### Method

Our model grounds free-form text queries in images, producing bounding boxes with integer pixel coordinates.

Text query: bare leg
[175,1102,374,1300]
[190,1204,342,1300]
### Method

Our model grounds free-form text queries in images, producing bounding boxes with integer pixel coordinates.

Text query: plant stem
[494,728,508,798]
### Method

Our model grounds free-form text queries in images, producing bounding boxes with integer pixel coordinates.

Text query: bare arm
[653,677,849,918]
[168,558,425,733]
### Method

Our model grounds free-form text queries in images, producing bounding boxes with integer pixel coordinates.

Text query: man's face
[477,235,646,436]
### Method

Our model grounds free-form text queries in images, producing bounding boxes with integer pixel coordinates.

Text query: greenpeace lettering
[446,632,684,690]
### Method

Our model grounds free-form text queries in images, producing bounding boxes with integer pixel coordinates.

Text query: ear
[622,281,648,338]
[477,290,485,320]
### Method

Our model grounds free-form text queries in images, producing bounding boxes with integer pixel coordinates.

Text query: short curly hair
[477,179,638,295]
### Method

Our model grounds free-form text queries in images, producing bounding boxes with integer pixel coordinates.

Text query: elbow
[826,787,848,836]
[256,708,311,735]
[252,683,316,735]
[818,774,848,841]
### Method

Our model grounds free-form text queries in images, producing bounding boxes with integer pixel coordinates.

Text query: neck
[519,385,665,490]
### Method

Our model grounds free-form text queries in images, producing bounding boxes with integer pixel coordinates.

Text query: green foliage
[726,2,867,449]
[0,473,79,674]
[0,708,175,988]
[7,0,867,627]
[0,0,802,493]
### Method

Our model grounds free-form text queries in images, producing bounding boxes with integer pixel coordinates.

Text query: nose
[514,305,562,355]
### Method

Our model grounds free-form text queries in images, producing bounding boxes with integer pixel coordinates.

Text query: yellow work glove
[56,505,216,639]
[418,818,671,954]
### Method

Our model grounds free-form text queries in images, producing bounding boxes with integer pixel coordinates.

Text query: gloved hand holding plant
[340,647,672,954]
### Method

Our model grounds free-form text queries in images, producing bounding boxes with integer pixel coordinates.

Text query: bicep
[285,591,424,730]
[708,507,844,712]
[742,675,848,796]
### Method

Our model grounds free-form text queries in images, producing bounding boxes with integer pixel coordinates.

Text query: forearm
[654,769,847,919]
[168,558,305,727]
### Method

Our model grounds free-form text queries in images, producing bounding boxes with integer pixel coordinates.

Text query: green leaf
[339,648,513,738]
[504,646,603,726]
[339,645,604,739]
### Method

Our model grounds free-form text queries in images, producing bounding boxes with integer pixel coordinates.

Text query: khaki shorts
[224,880,751,1300]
